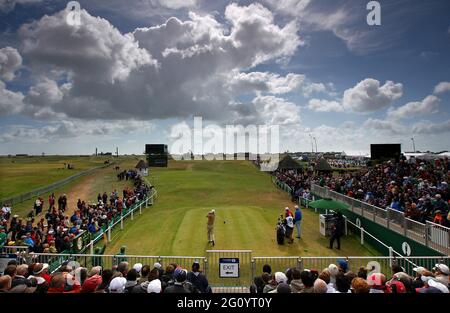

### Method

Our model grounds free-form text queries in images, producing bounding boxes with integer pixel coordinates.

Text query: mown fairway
[105,160,378,257]
[0,155,114,199]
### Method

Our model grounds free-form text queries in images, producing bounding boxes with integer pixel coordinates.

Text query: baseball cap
[412,266,427,275]
[147,279,162,293]
[435,263,449,275]
[153,262,162,269]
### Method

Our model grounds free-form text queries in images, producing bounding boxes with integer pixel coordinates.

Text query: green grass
[104,160,379,257]
[0,155,115,199]
[4,157,139,219]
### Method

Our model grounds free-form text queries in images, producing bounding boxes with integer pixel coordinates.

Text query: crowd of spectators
[0,170,151,252]
[274,157,450,226]
[0,259,211,293]
[252,261,449,293]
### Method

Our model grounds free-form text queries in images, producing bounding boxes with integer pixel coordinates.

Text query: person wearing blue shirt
[294,205,302,239]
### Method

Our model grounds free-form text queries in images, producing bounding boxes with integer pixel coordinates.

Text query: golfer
[206,209,216,246]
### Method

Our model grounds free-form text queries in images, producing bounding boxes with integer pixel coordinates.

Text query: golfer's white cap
[211,209,215,213]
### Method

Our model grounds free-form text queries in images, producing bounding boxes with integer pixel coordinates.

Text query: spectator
[254,264,271,293]
[138,265,151,284]
[164,269,191,293]
[28,263,50,293]
[11,264,31,288]
[313,278,328,293]
[0,275,12,293]
[96,269,113,293]
[299,270,315,293]
[367,273,388,293]
[109,277,127,293]
[263,274,277,293]
[294,205,302,239]
[147,279,162,293]
[186,261,211,293]
[433,263,449,286]
[335,272,351,293]
[124,269,138,293]
[351,278,370,293]
[290,268,303,293]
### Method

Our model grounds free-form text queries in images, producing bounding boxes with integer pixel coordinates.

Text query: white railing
[82,186,158,254]
[311,184,450,255]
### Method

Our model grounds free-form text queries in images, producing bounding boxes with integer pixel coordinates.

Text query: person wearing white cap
[109,277,127,293]
[133,263,143,274]
[206,209,216,246]
[147,279,162,293]
[434,263,449,286]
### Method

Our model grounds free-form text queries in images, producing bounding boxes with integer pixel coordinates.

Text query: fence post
[424,223,429,247]
[140,202,142,215]
[120,214,124,230]
[386,209,390,229]
[251,259,255,283]
[344,217,348,236]
[360,227,364,245]
[403,217,407,236]
[108,226,111,242]
[131,209,134,221]
[388,246,393,268]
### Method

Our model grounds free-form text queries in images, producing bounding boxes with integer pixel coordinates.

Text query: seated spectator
[299,270,315,293]
[11,264,31,288]
[0,275,12,293]
[367,273,388,293]
[109,277,127,293]
[351,277,370,293]
[433,263,449,286]
[335,272,351,293]
[124,269,138,293]
[313,278,328,294]
[164,269,191,293]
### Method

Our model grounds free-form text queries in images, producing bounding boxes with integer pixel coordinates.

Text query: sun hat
[153,262,162,270]
[412,266,427,275]
[32,263,49,275]
[147,279,162,293]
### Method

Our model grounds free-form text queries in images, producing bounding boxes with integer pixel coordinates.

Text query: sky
[0,0,449,156]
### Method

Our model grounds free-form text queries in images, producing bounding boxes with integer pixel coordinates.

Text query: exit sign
[219,258,239,278]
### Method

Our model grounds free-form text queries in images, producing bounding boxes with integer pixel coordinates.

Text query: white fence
[311,184,450,255]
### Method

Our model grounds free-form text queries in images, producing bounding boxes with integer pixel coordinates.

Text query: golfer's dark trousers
[329,234,341,249]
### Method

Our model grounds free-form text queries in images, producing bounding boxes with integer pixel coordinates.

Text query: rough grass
[0,155,115,199]
[104,160,379,257]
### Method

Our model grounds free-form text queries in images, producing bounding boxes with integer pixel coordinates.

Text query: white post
[108,227,111,242]
[120,215,124,230]
[140,202,142,215]
[360,227,364,245]
[131,209,134,221]
[388,246,393,268]
[90,240,94,255]
[344,217,348,236]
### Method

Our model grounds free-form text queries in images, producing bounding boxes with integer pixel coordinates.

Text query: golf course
[103,160,379,257]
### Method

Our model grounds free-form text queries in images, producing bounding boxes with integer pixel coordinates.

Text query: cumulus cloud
[0,47,22,81]
[16,4,302,123]
[0,119,153,143]
[387,95,440,120]
[0,0,42,13]
[342,78,403,113]
[412,120,450,135]
[433,82,450,94]
[226,71,304,95]
[363,118,405,135]
[0,80,24,116]
[308,98,343,112]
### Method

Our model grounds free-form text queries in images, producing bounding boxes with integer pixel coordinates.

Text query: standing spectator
[206,210,216,246]
[186,261,211,293]
[48,193,55,210]
[433,263,449,286]
[0,275,12,293]
[329,212,344,250]
[294,205,302,239]
[164,269,191,293]
[290,269,304,293]
[313,279,328,293]
[11,264,31,288]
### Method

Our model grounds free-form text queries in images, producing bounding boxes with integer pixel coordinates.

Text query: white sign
[219,258,239,278]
